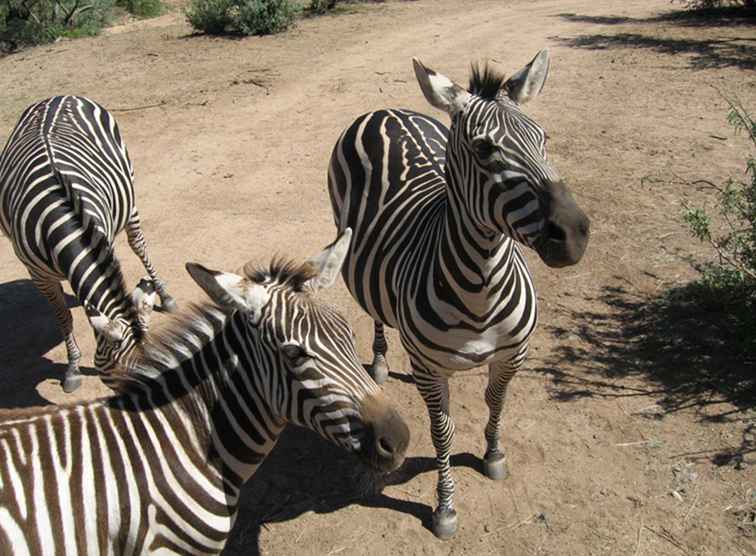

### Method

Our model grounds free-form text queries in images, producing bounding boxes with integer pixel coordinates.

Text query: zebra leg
[483,359,520,480]
[368,321,390,384]
[413,361,458,539]
[125,209,177,313]
[30,274,82,393]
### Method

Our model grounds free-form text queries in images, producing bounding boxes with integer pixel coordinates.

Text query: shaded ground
[555,8,756,70]
[0,0,755,554]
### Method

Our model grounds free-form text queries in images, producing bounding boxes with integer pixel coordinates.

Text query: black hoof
[63,374,82,393]
[483,451,508,480]
[432,508,458,540]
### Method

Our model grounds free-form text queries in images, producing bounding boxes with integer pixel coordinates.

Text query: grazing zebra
[0,229,410,554]
[328,51,590,538]
[0,96,176,393]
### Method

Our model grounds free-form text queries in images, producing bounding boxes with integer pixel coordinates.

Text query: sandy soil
[0,0,754,554]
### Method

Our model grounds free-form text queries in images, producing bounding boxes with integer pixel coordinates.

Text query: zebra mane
[108,257,317,396]
[242,256,318,293]
[468,62,507,101]
[107,302,227,395]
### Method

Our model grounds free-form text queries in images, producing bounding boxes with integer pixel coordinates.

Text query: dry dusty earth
[1,0,755,554]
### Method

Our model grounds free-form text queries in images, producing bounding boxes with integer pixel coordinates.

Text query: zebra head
[413,50,590,267]
[186,229,409,473]
[87,277,156,372]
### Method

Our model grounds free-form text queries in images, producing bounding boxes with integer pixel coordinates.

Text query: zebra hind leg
[125,209,177,313]
[483,359,520,480]
[31,275,82,393]
[368,321,390,384]
[414,362,458,539]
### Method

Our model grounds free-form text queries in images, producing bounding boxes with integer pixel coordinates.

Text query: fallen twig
[615,440,663,448]
[682,489,700,524]
[110,101,166,113]
[633,517,644,556]
[644,525,687,554]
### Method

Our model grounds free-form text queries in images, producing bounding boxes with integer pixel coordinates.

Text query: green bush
[187,0,294,35]
[185,0,233,34]
[238,0,294,34]
[308,0,336,14]
[682,99,756,297]
[0,0,113,50]
[117,0,161,17]
[0,0,163,51]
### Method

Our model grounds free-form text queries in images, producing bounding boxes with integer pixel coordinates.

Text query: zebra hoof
[62,374,82,393]
[160,296,178,313]
[483,451,508,481]
[432,508,458,540]
[369,362,389,385]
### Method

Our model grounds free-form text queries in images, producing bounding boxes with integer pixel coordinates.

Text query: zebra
[0,229,410,554]
[327,50,590,538]
[0,95,176,393]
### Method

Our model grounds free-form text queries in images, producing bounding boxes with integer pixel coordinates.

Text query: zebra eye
[473,140,495,160]
[281,344,310,368]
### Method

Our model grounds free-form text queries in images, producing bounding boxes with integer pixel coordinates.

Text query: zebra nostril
[376,436,395,458]
[546,221,566,242]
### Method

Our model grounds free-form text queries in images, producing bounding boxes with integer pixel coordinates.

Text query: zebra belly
[401,315,531,373]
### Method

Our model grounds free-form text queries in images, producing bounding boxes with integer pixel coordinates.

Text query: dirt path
[1,0,754,554]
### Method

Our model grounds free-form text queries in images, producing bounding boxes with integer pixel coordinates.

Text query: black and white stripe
[0,96,175,392]
[328,51,589,538]
[0,234,409,554]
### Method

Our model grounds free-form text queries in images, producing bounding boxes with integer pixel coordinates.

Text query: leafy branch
[681,98,756,290]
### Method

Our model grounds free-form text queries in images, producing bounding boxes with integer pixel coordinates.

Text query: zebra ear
[305,228,352,291]
[412,58,471,114]
[503,49,550,105]
[186,263,270,322]
[88,311,126,342]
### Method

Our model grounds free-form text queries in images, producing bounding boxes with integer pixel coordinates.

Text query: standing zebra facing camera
[0,229,410,554]
[0,96,176,392]
[328,50,590,538]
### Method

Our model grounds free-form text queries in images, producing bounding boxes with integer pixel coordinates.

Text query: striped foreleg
[125,209,176,313]
[412,360,457,539]
[30,272,82,393]
[483,348,526,480]
[368,321,390,384]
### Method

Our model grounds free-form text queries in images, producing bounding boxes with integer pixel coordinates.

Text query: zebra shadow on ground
[533,280,755,469]
[554,7,756,71]
[223,425,481,555]
[0,279,93,408]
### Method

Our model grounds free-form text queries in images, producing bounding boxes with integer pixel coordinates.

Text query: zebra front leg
[31,274,82,393]
[483,358,521,480]
[413,361,458,539]
[369,321,390,384]
[125,209,177,313]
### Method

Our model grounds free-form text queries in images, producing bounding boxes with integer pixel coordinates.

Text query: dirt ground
[1,0,754,554]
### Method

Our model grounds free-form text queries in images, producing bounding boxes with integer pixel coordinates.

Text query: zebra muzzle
[360,394,410,472]
[536,180,590,267]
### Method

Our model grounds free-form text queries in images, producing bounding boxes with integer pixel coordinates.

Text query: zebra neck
[63,220,133,321]
[130,307,286,492]
[434,175,519,316]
